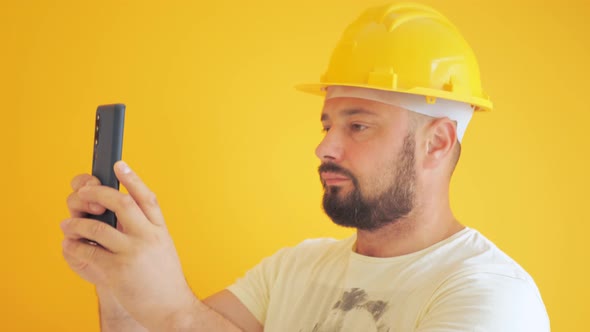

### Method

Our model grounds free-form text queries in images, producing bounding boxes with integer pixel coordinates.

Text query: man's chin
[324,184,354,196]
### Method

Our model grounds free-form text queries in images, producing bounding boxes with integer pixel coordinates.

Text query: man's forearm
[157,296,245,332]
[96,286,245,332]
[97,286,147,332]
[99,311,147,332]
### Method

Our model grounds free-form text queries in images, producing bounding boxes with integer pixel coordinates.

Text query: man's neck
[354,205,463,258]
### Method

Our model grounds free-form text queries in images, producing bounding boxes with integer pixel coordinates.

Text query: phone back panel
[90,104,125,227]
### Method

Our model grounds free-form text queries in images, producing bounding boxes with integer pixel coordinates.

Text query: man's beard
[319,134,416,231]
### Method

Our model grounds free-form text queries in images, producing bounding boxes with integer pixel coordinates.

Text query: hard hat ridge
[297,2,493,115]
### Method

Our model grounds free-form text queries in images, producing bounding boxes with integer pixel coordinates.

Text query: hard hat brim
[295,83,493,112]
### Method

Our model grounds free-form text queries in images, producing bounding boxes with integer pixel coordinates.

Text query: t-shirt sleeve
[416,271,550,331]
[226,247,291,325]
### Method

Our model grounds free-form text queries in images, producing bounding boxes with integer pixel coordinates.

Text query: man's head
[316,87,462,231]
[297,2,492,230]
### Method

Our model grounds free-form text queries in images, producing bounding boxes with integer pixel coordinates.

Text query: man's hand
[61,161,198,331]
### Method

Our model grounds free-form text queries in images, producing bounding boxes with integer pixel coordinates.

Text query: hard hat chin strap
[325,86,474,143]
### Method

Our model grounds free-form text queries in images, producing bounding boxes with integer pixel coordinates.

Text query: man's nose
[315,129,344,163]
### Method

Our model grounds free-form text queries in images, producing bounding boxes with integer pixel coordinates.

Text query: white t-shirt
[228,227,550,331]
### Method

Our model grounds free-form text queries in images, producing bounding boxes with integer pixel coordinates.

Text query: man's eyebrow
[343,108,379,117]
[321,108,379,121]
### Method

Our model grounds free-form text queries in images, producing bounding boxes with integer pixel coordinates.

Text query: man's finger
[114,161,166,227]
[77,185,148,234]
[61,237,112,273]
[67,192,106,218]
[61,218,128,253]
[71,174,101,191]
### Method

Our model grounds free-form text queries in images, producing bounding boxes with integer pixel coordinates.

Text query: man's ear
[422,117,457,170]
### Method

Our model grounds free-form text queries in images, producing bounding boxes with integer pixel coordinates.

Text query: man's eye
[322,126,331,133]
[351,123,368,132]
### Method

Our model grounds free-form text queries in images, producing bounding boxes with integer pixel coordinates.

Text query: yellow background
[1,0,588,330]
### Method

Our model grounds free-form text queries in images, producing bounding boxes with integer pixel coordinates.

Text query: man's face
[316,97,417,231]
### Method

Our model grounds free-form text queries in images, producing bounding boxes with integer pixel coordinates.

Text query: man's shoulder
[418,228,549,329]
[443,227,532,280]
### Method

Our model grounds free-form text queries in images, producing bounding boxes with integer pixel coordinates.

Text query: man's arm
[203,290,264,332]
[96,287,261,332]
[61,163,262,331]
[97,286,147,332]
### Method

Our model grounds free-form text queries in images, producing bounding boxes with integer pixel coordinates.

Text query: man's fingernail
[118,161,131,174]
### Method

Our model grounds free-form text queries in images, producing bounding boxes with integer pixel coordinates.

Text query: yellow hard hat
[296,2,493,112]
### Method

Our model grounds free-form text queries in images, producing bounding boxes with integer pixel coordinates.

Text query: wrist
[140,291,206,332]
[163,295,208,331]
[96,286,130,319]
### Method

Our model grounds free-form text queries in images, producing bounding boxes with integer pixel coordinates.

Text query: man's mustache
[318,163,355,179]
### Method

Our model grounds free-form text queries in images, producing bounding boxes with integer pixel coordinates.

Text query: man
[61,2,550,331]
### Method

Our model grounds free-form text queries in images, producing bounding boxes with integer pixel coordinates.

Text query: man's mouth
[320,172,351,186]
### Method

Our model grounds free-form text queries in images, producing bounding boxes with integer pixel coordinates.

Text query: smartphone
[88,104,125,228]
